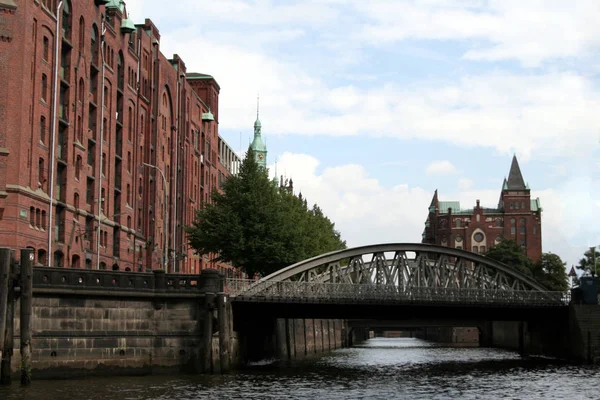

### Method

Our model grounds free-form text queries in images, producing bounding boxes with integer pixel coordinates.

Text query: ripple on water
[1,338,599,400]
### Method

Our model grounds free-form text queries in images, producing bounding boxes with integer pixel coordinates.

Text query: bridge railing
[32,267,204,293]
[224,278,257,295]
[233,281,570,306]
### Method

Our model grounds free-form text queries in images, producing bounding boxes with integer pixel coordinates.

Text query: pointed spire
[257,93,259,119]
[506,155,526,190]
[429,189,438,207]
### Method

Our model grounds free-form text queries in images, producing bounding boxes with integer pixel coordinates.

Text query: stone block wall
[5,293,211,378]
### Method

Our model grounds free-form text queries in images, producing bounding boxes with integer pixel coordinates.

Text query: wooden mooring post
[0,249,15,385]
[20,248,33,385]
[0,249,10,383]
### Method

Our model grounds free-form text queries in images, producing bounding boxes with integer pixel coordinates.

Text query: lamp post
[48,1,64,268]
[95,18,107,270]
[143,163,168,271]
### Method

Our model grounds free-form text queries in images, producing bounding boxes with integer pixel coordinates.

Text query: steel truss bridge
[228,244,570,307]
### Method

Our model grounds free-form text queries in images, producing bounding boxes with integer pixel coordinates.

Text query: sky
[126,0,600,268]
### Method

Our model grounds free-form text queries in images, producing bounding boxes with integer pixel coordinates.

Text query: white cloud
[273,152,595,267]
[426,160,457,175]
[354,0,600,66]
[458,178,473,190]
[125,1,600,160]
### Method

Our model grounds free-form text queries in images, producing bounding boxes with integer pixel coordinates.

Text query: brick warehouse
[422,156,543,263]
[0,0,241,274]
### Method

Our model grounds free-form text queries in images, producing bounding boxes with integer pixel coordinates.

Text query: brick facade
[0,0,240,274]
[422,156,543,263]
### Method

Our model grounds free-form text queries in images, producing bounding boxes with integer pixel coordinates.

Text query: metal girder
[231,243,568,306]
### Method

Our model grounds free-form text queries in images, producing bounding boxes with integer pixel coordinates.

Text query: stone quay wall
[1,267,233,380]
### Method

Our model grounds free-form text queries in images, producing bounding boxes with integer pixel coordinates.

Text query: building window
[86,178,94,204]
[472,246,478,253]
[455,219,461,228]
[40,116,46,144]
[91,25,99,65]
[520,240,526,248]
[480,246,486,253]
[74,192,80,209]
[127,152,131,173]
[126,184,131,205]
[43,36,49,61]
[102,153,106,176]
[533,226,537,234]
[510,202,514,209]
[75,155,82,180]
[522,202,526,210]
[29,207,35,226]
[38,158,45,188]
[474,232,484,243]
[41,74,48,102]
[516,202,520,209]
[455,235,463,243]
[78,16,85,53]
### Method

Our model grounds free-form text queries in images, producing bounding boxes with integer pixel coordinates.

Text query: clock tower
[250,96,267,169]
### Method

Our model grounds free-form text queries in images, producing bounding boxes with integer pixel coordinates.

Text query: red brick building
[0,0,240,274]
[422,156,543,263]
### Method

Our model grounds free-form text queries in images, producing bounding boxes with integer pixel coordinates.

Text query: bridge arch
[253,243,548,292]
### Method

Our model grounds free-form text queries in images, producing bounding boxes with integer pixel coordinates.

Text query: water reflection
[1,338,598,400]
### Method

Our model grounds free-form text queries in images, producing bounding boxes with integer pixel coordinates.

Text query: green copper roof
[438,201,461,213]
[254,118,261,128]
[202,111,214,122]
[186,72,221,90]
[121,18,136,34]
[106,0,121,10]
[251,135,267,152]
[531,198,542,212]
[503,178,508,190]
[0,0,17,9]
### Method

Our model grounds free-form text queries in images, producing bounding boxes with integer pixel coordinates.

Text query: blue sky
[127,0,600,267]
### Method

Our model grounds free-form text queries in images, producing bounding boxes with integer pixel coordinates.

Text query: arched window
[117,52,124,90]
[91,24,99,65]
[78,16,85,53]
[100,262,107,270]
[510,218,516,234]
[43,36,49,61]
[40,116,46,144]
[38,249,47,266]
[41,74,48,101]
[71,254,80,269]
[53,251,64,268]
[62,1,71,40]
[75,155,82,179]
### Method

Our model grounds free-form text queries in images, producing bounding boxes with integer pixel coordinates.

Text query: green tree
[186,147,345,277]
[577,247,600,276]
[485,239,534,277]
[485,239,569,291]
[532,253,569,291]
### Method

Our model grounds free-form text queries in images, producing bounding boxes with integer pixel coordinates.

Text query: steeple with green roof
[250,95,267,169]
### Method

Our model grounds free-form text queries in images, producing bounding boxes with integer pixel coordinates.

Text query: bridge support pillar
[198,269,223,373]
[478,321,493,347]
[518,321,530,358]
[216,293,230,373]
[0,249,9,383]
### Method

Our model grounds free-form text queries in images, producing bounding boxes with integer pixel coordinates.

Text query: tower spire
[257,93,259,120]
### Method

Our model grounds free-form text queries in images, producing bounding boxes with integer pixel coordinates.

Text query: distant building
[0,0,240,274]
[422,156,542,263]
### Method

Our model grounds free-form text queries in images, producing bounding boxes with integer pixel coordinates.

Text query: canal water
[1,338,599,399]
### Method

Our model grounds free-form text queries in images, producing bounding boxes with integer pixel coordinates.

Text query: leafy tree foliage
[531,253,568,291]
[186,148,346,277]
[577,247,600,276]
[485,239,568,291]
[485,239,533,277]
